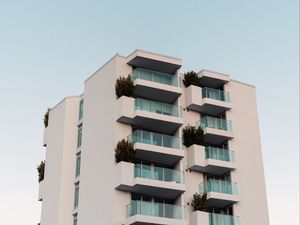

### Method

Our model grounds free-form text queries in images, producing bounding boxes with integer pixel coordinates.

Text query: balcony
[126,49,182,74]
[191,211,240,225]
[198,70,230,89]
[126,200,186,225]
[185,86,231,116]
[128,130,183,166]
[198,116,233,145]
[199,179,239,208]
[42,127,48,147]
[115,162,185,199]
[117,96,183,134]
[187,145,236,176]
[38,180,44,201]
[132,68,182,104]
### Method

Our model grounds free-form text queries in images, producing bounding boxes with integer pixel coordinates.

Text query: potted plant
[182,125,204,147]
[183,71,200,87]
[191,193,207,211]
[115,139,135,163]
[115,75,134,98]
[37,161,45,182]
[43,108,51,128]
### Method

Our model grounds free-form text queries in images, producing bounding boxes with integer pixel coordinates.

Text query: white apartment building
[38,50,270,225]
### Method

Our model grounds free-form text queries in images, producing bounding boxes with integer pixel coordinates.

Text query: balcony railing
[198,116,232,131]
[128,130,182,150]
[132,68,181,87]
[202,87,230,102]
[205,147,235,162]
[134,164,184,184]
[209,213,240,225]
[135,98,182,118]
[200,179,238,195]
[126,200,185,220]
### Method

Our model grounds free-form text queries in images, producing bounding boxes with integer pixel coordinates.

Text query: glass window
[74,183,80,209]
[75,154,81,177]
[73,215,78,225]
[77,127,82,148]
[79,99,84,120]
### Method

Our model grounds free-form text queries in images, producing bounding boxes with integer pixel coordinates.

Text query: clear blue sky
[0,1,298,225]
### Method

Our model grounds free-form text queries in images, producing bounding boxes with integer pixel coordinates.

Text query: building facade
[38,50,270,225]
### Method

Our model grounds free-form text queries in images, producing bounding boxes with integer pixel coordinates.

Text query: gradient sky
[0,1,299,225]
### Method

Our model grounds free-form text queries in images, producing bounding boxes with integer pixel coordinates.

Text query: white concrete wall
[40,50,269,225]
[180,81,205,223]
[78,55,132,225]
[40,96,80,225]
[226,80,270,225]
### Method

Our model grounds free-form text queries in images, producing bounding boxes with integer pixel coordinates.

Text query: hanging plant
[115,75,134,98]
[115,139,135,163]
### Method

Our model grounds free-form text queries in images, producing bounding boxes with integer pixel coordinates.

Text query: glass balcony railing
[198,116,232,131]
[202,87,230,102]
[135,98,182,118]
[205,146,235,162]
[209,213,240,225]
[200,179,238,195]
[134,164,184,184]
[132,68,181,87]
[126,200,185,220]
[128,130,182,150]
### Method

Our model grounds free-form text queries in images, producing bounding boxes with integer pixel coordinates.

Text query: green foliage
[182,125,204,147]
[115,75,134,98]
[183,71,199,87]
[43,108,51,128]
[37,161,45,182]
[115,139,135,163]
[191,193,207,211]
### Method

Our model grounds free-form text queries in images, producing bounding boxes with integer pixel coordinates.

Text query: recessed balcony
[115,162,185,199]
[191,211,240,225]
[132,68,182,104]
[197,116,233,145]
[128,130,184,166]
[117,96,183,134]
[187,145,236,176]
[126,49,182,74]
[198,70,230,89]
[126,200,186,225]
[185,86,231,116]
[199,179,239,208]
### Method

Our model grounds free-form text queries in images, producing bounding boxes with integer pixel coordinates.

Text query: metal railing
[202,87,230,102]
[209,213,240,225]
[205,146,235,162]
[128,130,182,149]
[134,164,184,184]
[126,200,185,220]
[132,68,181,87]
[198,116,232,131]
[200,179,238,195]
[135,98,182,118]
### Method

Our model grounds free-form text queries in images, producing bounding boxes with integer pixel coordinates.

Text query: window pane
[74,184,80,208]
[75,155,81,177]
[77,127,82,148]
[79,99,84,120]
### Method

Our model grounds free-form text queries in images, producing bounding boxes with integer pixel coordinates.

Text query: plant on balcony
[183,71,200,87]
[43,108,51,128]
[191,193,207,211]
[182,125,204,147]
[115,75,134,98]
[115,139,135,163]
[37,161,45,182]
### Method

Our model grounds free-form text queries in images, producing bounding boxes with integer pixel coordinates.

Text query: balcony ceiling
[127,50,182,74]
